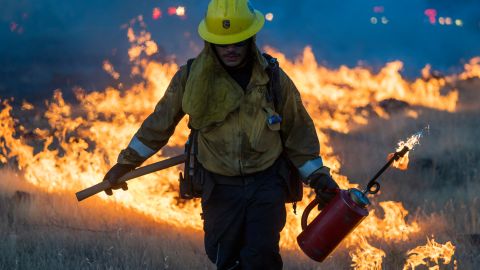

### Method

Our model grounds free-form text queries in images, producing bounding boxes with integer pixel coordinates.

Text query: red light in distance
[152,8,162,20]
[167,7,177,16]
[424,9,437,24]
[373,6,384,13]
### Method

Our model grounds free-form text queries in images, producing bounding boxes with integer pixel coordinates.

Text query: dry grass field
[0,75,479,269]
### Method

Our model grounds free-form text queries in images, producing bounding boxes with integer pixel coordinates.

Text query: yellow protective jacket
[118,42,322,177]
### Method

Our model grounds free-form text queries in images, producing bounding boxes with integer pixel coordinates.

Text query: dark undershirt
[211,43,254,91]
[224,60,253,91]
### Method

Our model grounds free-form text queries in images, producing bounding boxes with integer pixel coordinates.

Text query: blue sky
[1,0,479,100]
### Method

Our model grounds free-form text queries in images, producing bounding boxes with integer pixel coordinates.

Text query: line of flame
[1,19,473,268]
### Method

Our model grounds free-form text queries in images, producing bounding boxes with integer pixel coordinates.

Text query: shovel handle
[75,154,186,202]
[76,180,112,202]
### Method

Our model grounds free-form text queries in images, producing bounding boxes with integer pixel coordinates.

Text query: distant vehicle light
[424,8,437,25]
[152,8,162,20]
[265,13,274,21]
[424,9,437,17]
[373,6,384,13]
[370,17,378,24]
[10,21,18,32]
[455,19,463,27]
[381,16,389,24]
[439,17,445,25]
[168,7,177,16]
[176,6,186,17]
[445,17,452,25]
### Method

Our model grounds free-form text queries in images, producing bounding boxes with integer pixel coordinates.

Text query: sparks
[389,126,429,170]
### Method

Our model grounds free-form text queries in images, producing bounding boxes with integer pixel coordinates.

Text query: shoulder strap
[185,58,197,132]
[262,53,281,113]
[184,58,199,190]
[186,58,195,79]
[182,58,196,106]
[263,54,302,210]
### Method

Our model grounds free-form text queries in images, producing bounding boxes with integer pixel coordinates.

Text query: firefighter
[103,0,339,269]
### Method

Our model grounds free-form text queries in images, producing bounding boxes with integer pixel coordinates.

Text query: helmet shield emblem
[222,19,231,29]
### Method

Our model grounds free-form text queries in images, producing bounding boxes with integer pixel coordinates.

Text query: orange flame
[0,21,474,267]
[389,152,409,170]
[21,101,34,111]
[354,201,420,243]
[103,60,120,80]
[350,237,385,270]
[460,57,480,80]
[403,237,456,270]
[389,128,426,170]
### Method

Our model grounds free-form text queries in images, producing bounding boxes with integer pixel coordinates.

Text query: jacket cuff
[128,136,156,158]
[298,157,324,179]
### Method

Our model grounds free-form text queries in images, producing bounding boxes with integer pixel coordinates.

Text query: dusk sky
[1,0,479,101]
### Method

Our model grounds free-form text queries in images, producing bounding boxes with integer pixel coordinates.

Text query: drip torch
[297,146,410,262]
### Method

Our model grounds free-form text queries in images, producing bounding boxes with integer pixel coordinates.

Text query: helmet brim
[198,10,265,45]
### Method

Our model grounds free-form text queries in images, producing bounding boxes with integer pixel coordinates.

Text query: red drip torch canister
[297,188,370,262]
[297,146,410,262]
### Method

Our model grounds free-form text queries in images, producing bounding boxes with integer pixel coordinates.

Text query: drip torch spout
[362,146,410,195]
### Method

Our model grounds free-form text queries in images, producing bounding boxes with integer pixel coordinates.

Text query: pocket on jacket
[249,107,281,152]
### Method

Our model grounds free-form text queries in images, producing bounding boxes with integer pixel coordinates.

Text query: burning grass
[1,79,477,269]
[328,97,480,269]
[1,132,476,269]
[0,169,212,269]
[1,20,479,268]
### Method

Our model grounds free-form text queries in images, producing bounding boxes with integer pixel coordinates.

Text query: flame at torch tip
[389,152,409,170]
[401,125,429,151]
[391,126,429,170]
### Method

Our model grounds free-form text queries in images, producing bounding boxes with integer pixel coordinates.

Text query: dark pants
[201,161,287,270]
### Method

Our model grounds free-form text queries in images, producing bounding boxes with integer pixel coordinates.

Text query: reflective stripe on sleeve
[298,157,324,179]
[128,136,156,158]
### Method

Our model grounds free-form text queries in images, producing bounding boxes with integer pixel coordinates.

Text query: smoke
[1,0,479,101]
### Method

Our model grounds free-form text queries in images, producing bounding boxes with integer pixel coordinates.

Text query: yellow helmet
[198,0,265,44]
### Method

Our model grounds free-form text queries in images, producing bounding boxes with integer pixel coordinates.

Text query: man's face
[213,40,249,68]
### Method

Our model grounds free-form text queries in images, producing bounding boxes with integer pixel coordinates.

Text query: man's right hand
[307,166,339,210]
[103,163,136,196]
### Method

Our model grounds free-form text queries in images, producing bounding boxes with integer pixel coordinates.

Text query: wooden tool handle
[75,154,186,202]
